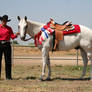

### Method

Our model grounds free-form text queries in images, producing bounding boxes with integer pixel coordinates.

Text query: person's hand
[16,32,20,36]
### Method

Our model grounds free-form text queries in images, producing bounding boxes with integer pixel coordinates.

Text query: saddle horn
[50,18,55,24]
[50,18,54,21]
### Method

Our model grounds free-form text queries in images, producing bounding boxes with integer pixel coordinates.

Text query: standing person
[0,15,19,80]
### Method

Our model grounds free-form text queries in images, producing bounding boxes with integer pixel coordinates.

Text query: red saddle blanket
[63,25,81,35]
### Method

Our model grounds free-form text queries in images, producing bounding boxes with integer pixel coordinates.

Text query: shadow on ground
[3,76,90,81]
[52,77,90,81]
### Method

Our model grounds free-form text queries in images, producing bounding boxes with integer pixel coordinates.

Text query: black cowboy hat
[0,15,11,22]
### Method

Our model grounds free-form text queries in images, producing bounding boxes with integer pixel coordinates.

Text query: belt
[0,40,10,44]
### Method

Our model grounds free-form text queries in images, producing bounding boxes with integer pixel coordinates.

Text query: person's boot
[6,63,12,80]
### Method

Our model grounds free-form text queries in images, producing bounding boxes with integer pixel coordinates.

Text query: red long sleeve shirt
[0,24,17,41]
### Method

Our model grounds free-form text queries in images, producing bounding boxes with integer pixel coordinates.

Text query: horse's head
[17,16,28,41]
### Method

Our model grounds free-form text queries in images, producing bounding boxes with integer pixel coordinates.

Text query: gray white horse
[17,16,92,81]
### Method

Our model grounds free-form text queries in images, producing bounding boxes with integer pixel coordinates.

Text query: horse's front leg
[46,54,51,80]
[40,47,50,81]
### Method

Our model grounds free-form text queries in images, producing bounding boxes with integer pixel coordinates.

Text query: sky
[0,0,92,45]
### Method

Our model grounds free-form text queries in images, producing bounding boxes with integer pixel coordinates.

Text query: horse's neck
[27,21,44,37]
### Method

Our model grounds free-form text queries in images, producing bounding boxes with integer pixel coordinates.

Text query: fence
[11,44,82,66]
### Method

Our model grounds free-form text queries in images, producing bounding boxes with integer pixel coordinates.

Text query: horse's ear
[17,16,21,21]
[25,16,27,21]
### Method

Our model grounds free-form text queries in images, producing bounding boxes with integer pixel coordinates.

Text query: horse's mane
[27,20,44,27]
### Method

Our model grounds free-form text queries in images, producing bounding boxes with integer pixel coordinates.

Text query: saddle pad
[63,25,81,35]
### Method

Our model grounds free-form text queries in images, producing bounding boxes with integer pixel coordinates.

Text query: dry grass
[13,46,80,57]
[0,64,92,92]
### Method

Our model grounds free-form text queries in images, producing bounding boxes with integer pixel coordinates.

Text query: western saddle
[49,18,74,31]
[49,18,75,51]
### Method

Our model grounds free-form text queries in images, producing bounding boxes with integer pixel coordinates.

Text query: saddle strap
[52,31,55,52]
[52,30,63,52]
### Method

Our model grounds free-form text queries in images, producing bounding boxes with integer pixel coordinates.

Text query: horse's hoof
[39,78,44,81]
[46,78,51,81]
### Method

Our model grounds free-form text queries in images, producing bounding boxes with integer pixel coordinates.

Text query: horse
[17,16,92,81]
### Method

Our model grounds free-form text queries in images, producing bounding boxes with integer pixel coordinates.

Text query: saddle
[53,21,74,31]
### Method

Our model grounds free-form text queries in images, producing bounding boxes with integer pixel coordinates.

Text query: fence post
[76,50,78,66]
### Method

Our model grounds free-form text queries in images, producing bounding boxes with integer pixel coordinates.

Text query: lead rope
[23,37,32,41]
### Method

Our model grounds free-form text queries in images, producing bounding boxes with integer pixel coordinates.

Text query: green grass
[0,65,92,92]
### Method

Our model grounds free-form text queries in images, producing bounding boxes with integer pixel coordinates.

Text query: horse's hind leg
[80,48,88,78]
[87,52,92,80]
